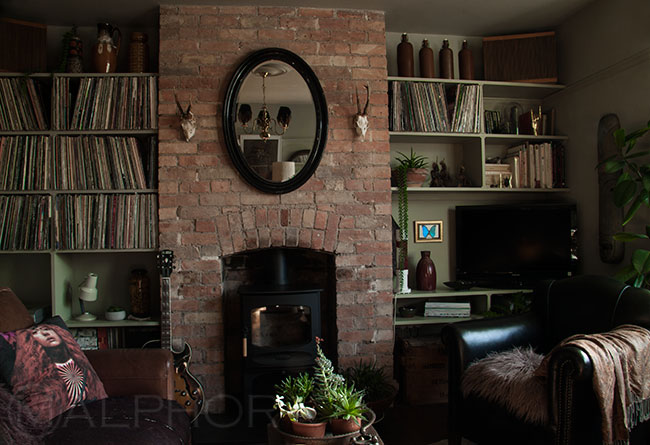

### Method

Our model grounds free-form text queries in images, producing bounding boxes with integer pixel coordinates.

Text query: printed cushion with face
[0,316,107,421]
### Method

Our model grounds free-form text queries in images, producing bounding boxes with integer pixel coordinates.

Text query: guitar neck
[161,276,172,350]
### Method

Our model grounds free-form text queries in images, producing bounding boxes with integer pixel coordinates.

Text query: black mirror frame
[223,48,328,194]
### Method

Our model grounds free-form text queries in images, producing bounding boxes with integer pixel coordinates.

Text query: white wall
[551,0,650,277]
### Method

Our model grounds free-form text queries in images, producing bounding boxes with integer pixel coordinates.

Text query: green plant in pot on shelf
[395,148,429,187]
[601,119,650,288]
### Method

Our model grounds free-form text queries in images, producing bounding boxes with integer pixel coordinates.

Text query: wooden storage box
[0,18,47,72]
[398,337,448,404]
[482,31,557,83]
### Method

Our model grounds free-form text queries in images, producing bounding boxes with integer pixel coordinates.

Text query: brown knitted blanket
[538,324,650,445]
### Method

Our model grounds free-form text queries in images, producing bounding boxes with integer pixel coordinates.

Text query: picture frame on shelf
[414,220,443,243]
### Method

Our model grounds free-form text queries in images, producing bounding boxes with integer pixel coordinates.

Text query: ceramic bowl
[399,306,417,318]
[105,310,126,321]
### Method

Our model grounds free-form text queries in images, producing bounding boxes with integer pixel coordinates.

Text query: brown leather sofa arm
[85,349,175,400]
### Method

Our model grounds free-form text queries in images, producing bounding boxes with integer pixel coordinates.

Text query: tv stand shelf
[393,288,532,326]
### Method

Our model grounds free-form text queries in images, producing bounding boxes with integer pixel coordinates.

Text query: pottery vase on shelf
[397,269,411,294]
[129,269,150,318]
[128,31,149,73]
[416,251,436,290]
[419,39,434,78]
[92,22,121,73]
[459,39,474,80]
[66,36,83,73]
[397,33,414,77]
[439,38,454,79]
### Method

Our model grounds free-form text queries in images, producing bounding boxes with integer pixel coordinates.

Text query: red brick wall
[158,5,393,406]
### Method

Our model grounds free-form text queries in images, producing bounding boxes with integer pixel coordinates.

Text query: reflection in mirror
[235,61,316,182]
[223,48,328,194]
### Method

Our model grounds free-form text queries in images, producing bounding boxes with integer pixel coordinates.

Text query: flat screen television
[455,203,578,288]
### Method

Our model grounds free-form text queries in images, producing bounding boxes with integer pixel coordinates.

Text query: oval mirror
[223,48,328,194]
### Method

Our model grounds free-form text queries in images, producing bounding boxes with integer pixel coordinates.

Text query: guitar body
[157,249,205,422]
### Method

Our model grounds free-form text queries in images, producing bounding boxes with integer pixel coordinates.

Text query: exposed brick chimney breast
[158,4,392,407]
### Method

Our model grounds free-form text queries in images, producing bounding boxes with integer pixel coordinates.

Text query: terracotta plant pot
[406,168,428,187]
[290,420,327,437]
[330,417,362,434]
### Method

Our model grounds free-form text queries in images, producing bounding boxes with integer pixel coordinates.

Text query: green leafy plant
[324,382,367,423]
[274,372,317,422]
[601,120,650,287]
[106,305,124,312]
[395,148,429,169]
[343,360,394,402]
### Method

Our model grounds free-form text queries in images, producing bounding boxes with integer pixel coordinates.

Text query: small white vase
[397,269,411,294]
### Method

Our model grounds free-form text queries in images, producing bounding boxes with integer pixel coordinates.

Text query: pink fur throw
[461,346,548,425]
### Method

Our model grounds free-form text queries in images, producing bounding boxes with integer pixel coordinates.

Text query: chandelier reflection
[237,65,292,141]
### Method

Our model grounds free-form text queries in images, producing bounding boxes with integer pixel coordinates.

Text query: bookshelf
[388,76,569,191]
[0,72,160,336]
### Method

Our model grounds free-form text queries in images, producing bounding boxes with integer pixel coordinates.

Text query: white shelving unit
[394,288,532,326]
[0,72,160,330]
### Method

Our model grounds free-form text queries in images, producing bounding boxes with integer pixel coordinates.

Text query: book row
[0,135,156,191]
[0,78,48,131]
[503,141,566,189]
[54,193,158,250]
[389,81,481,133]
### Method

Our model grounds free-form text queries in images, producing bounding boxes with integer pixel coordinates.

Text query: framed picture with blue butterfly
[414,220,443,243]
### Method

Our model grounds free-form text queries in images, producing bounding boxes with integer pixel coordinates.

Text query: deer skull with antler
[354,84,370,139]
[175,93,197,142]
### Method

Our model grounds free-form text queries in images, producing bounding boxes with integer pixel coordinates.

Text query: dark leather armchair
[441,275,650,445]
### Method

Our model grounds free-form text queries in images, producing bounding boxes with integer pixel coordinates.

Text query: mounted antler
[354,84,370,139]
[175,93,197,142]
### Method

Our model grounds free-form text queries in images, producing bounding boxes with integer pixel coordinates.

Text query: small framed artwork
[239,135,282,179]
[414,220,443,243]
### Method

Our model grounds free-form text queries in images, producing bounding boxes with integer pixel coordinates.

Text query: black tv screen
[455,203,577,288]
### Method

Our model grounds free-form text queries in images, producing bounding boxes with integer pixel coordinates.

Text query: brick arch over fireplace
[157,5,393,405]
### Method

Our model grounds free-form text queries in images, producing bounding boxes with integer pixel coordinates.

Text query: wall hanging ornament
[439,38,454,79]
[175,93,197,142]
[353,83,370,139]
[419,39,435,78]
[397,33,414,77]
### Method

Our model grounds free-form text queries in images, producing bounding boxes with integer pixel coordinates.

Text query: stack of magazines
[424,301,471,318]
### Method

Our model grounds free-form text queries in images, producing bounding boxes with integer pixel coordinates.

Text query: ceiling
[2,0,595,35]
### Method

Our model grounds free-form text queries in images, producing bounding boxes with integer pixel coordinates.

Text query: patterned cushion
[0,316,107,420]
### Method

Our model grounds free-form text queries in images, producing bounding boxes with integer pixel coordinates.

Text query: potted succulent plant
[394,148,429,187]
[273,338,370,437]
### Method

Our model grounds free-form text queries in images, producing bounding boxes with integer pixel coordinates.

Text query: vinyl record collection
[0,195,50,250]
[0,77,48,131]
[389,80,481,133]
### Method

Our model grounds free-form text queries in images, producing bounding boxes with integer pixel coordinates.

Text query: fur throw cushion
[461,346,548,425]
[0,316,107,421]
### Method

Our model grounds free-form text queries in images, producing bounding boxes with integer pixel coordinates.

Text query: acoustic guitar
[157,249,205,422]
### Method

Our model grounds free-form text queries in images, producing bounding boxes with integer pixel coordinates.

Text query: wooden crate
[398,336,449,404]
[0,18,47,72]
[482,31,557,83]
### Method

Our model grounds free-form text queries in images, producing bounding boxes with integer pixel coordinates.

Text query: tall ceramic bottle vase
[397,33,414,77]
[439,38,454,79]
[419,39,435,78]
[459,39,474,80]
[416,251,436,291]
